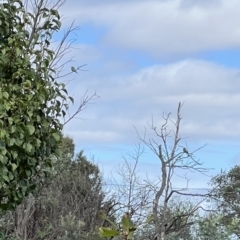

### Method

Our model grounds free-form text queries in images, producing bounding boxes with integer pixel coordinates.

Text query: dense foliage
[210,166,240,238]
[0,136,114,239]
[0,0,71,211]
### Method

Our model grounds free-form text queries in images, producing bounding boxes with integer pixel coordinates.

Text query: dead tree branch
[135,102,210,240]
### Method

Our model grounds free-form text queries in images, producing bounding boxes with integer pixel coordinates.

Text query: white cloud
[55,0,240,186]
[62,0,240,56]
[64,59,240,145]
[72,44,101,63]
[65,130,123,143]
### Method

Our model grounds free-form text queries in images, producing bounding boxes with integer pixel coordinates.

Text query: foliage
[0,136,114,239]
[158,199,196,239]
[0,0,73,211]
[132,199,197,240]
[99,213,137,240]
[196,213,232,240]
[210,165,240,238]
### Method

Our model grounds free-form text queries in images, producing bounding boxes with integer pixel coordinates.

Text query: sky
[54,0,240,190]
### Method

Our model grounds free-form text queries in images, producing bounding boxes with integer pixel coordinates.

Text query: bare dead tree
[109,144,154,225]
[135,102,211,240]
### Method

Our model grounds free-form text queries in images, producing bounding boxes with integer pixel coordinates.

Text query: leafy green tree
[0,136,114,239]
[58,150,110,233]
[0,0,72,211]
[33,149,114,239]
[195,213,232,240]
[210,165,240,238]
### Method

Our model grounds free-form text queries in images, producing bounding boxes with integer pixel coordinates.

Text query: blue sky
[55,0,240,189]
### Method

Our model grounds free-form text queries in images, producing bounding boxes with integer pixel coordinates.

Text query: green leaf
[2,175,9,183]
[69,96,74,103]
[2,92,9,99]
[127,231,135,239]
[0,147,7,155]
[99,211,118,228]
[16,47,20,56]
[26,125,35,135]
[121,213,135,233]
[25,170,31,177]
[8,117,13,125]
[15,139,23,146]
[11,164,17,171]
[52,133,60,141]
[11,125,16,133]
[7,138,15,146]
[99,227,119,237]
[145,214,154,224]
[61,110,66,117]
[36,139,41,147]
[0,129,6,138]
[0,140,5,147]
[4,102,11,111]
[23,143,33,153]
[8,172,14,181]
[12,151,18,159]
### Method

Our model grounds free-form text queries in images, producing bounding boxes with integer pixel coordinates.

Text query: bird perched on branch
[183,147,189,155]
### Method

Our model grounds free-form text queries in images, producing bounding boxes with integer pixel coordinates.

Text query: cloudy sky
[55,0,240,189]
